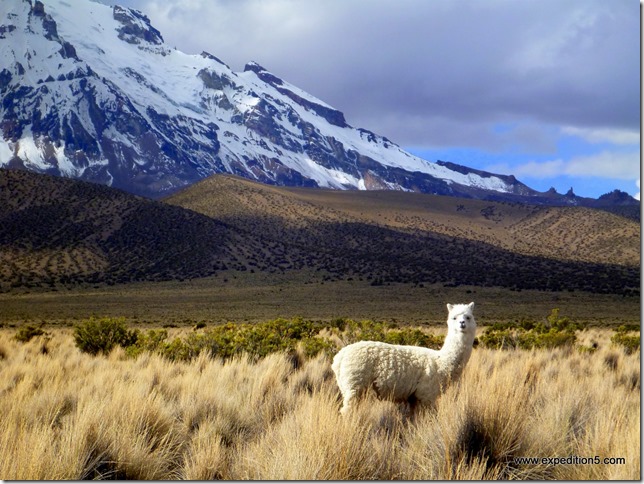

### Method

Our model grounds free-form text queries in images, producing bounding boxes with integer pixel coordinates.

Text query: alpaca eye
[465,316,470,320]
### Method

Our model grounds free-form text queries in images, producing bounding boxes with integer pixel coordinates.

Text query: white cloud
[635,179,640,201]
[562,126,640,145]
[491,149,639,182]
[564,150,640,179]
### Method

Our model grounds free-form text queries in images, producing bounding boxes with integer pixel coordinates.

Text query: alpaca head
[446,302,476,336]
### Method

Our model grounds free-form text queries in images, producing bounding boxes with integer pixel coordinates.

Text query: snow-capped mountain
[0,0,637,206]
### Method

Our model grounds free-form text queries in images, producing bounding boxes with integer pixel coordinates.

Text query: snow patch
[298,158,361,189]
[16,132,47,170]
[0,140,14,163]
[54,143,77,176]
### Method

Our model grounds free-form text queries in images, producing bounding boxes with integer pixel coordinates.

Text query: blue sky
[115,0,640,199]
[408,125,640,198]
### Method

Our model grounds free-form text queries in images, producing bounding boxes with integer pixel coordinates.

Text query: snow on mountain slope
[0,0,610,203]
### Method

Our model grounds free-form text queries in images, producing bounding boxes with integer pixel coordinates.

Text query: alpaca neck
[436,330,474,384]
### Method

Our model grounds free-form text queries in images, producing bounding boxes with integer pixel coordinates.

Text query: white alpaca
[332,302,476,415]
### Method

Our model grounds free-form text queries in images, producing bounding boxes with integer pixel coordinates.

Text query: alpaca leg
[414,383,439,412]
[340,390,357,415]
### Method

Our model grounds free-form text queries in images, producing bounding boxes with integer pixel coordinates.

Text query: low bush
[337,319,445,349]
[383,328,444,349]
[487,319,536,332]
[71,317,447,362]
[611,327,640,355]
[544,307,586,332]
[191,318,324,360]
[615,323,641,333]
[15,324,46,343]
[119,319,334,362]
[73,317,139,355]
[300,336,338,358]
[159,337,199,362]
[478,328,520,350]
[125,329,168,358]
[480,328,577,350]
[480,309,579,350]
[343,319,387,344]
[523,329,577,349]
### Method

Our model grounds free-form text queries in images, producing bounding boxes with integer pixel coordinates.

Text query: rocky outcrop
[113,5,163,46]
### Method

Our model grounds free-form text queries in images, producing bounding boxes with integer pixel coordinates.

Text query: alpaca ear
[468,302,475,309]
[447,303,454,312]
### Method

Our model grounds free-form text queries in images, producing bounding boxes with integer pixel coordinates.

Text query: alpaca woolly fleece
[332,302,476,414]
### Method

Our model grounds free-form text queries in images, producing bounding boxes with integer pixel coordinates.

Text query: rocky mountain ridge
[0,0,637,208]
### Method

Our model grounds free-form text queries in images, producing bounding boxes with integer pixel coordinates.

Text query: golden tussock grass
[0,328,639,480]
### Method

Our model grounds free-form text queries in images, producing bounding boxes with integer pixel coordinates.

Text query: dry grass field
[0,326,639,480]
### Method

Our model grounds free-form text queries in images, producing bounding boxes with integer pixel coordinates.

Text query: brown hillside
[0,169,638,295]
[164,174,639,294]
[0,169,245,289]
[167,174,640,268]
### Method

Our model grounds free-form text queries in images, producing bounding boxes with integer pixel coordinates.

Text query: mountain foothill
[0,169,639,297]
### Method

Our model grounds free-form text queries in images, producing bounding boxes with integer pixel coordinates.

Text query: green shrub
[123,318,417,362]
[125,329,168,358]
[300,337,338,358]
[486,319,537,332]
[480,310,579,350]
[113,318,452,363]
[328,317,349,331]
[73,317,139,355]
[545,308,585,332]
[159,337,198,362]
[615,324,641,333]
[140,329,169,350]
[224,317,319,358]
[383,328,444,349]
[342,319,387,344]
[15,324,46,343]
[529,329,576,349]
[147,318,327,362]
[479,328,520,350]
[611,331,640,355]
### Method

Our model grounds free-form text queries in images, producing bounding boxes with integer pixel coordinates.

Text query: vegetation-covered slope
[0,169,639,294]
[167,174,640,294]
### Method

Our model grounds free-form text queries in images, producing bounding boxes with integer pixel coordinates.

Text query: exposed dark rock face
[113,5,164,46]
